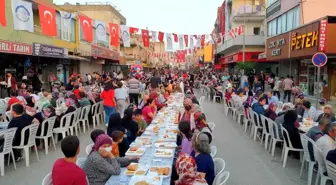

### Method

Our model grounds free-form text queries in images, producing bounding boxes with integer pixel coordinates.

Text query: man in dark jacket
[252,96,266,115]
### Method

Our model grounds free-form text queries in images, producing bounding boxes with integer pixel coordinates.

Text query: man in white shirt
[114,81,128,118]
[315,123,336,174]
[87,73,92,85]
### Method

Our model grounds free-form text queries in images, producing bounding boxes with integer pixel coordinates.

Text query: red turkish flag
[141,29,150,47]
[173,33,178,42]
[158,32,164,42]
[184,35,189,47]
[109,23,119,47]
[38,5,57,36]
[201,35,205,46]
[130,27,139,34]
[79,15,93,42]
[0,0,6,26]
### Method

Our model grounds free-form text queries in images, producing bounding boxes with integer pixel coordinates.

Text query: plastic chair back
[213,171,230,185]
[4,97,10,104]
[208,122,216,130]
[300,134,316,162]
[314,145,326,176]
[260,115,269,133]
[0,99,7,113]
[281,125,294,148]
[81,105,91,120]
[326,161,336,182]
[42,172,52,185]
[213,158,225,176]
[270,119,282,140]
[252,111,261,127]
[0,128,17,154]
[98,101,104,114]
[211,145,217,158]
[60,112,74,128]
[18,124,39,147]
[199,96,205,105]
[56,98,64,108]
[5,111,13,122]
[86,143,94,155]
[91,103,98,115]
[38,117,56,137]
[277,101,284,110]
[76,157,87,169]
[75,107,82,123]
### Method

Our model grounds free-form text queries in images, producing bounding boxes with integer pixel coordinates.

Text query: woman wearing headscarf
[107,113,129,157]
[175,152,207,185]
[69,94,80,108]
[121,108,139,143]
[178,98,208,132]
[190,132,215,185]
[265,102,277,121]
[316,104,336,124]
[83,134,135,185]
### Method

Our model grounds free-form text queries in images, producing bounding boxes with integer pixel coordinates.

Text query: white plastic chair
[12,124,40,167]
[4,97,10,104]
[42,172,52,185]
[213,94,222,103]
[326,161,336,184]
[69,108,81,136]
[280,126,304,168]
[277,101,284,110]
[208,122,215,130]
[56,98,64,108]
[243,107,252,133]
[213,171,230,185]
[91,103,99,128]
[267,119,283,156]
[199,96,205,112]
[0,128,17,176]
[17,96,27,105]
[98,101,105,125]
[314,146,332,185]
[35,117,56,154]
[211,145,217,158]
[299,134,316,185]
[235,103,245,125]
[224,99,234,117]
[86,143,94,155]
[260,115,271,150]
[76,157,87,168]
[53,112,73,142]
[78,105,91,133]
[5,111,12,122]
[251,111,263,141]
[213,158,225,176]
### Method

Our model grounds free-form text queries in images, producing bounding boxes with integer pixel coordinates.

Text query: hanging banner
[152,31,157,42]
[60,11,75,30]
[12,0,34,32]
[130,27,139,34]
[141,29,150,47]
[166,33,173,50]
[38,5,57,36]
[95,20,107,42]
[109,23,119,47]
[178,35,184,49]
[158,32,164,42]
[184,35,189,47]
[0,0,6,26]
[190,37,194,50]
[33,43,68,58]
[173,33,178,42]
[120,25,130,47]
[201,35,205,47]
[78,15,93,42]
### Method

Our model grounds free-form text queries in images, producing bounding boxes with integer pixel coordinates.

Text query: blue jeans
[104,105,116,124]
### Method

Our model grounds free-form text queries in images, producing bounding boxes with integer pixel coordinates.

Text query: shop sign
[291,31,318,51]
[269,38,285,56]
[0,40,32,55]
[33,43,69,58]
[319,19,328,52]
[91,45,120,61]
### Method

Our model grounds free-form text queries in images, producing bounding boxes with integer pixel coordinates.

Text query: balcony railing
[216,35,265,54]
[231,5,265,22]
[266,0,281,18]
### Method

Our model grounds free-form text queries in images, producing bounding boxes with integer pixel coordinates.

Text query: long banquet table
[106,93,184,185]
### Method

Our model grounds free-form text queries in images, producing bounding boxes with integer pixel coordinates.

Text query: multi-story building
[215,0,267,72]
[58,2,125,74]
[265,0,336,101]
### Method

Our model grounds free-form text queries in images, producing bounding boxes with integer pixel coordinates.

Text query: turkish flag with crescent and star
[184,35,189,47]
[0,0,6,26]
[79,15,93,42]
[38,5,57,36]
[130,27,139,34]
[201,35,205,47]
[109,23,119,47]
[158,32,164,42]
[173,33,178,42]
[141,29,150,47]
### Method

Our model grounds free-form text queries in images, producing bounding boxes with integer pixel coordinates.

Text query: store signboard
[33,43,69,58]
[266,32,290,61]
[91,45,120,61]
[319,19,328,52]
[0,40,32,55]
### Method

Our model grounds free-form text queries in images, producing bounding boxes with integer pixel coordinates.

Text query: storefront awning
[68,55,90,62]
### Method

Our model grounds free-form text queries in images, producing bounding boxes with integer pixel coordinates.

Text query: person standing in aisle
[114,81,128,118]
[6,72,17,96]
[57,70,64,85]
[282,75,293,102]
[128,74,140,106]
[100,82,116,126]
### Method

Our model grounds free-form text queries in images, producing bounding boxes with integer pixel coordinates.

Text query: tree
[236,62,255,74]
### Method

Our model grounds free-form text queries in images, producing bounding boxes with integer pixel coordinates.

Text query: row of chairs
[0,101,105,176]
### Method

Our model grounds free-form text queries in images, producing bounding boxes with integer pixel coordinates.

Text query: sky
[54,0,224,35]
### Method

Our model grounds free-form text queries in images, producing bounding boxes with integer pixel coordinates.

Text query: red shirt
[8,97,20,110]
[73,89,80,99]
[100,89,116,107]
[142,106,155,124]
[52,158,87,185]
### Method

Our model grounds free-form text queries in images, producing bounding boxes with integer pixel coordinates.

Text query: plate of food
[125,146,146,156]
[154,149,174,158]
[129,175,162,185]
[154,142,177,149]
[159,134,177,141]
[124,163,149,176]
[135,137,153,147]
[149,166,171,178]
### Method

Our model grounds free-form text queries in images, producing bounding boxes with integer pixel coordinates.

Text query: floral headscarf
[65,98,75,107]
[267,102,277,112]
[175,152,203,185]
[90,134,112,154]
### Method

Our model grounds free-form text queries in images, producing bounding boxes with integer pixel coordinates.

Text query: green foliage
[236,62,255,74]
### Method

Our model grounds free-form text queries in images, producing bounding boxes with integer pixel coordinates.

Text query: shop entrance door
[307,65,316,96]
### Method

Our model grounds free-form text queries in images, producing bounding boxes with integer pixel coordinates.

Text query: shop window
[56,12,61,39]
[276,16,282,34]
[293,6,300,29]
[281,13,287,33]
[253,27,261,35]
[56,11,76,43]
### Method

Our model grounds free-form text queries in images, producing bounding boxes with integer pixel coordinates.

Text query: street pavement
[0,91,308,185]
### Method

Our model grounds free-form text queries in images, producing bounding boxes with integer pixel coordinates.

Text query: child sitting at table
[178,121,193,155]
[133,109,147,135]
[111,130,124,157]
